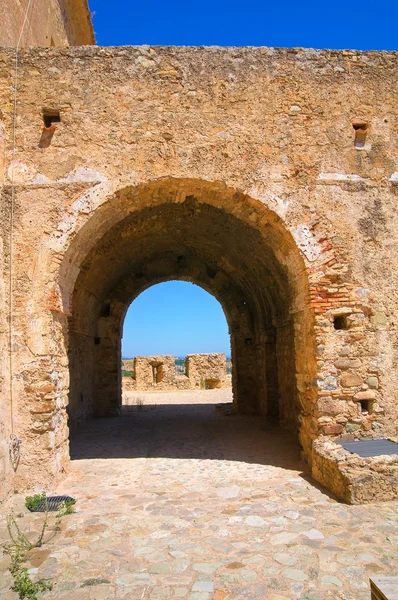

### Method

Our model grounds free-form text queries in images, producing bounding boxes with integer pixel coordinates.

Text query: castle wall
[0,45,397,501]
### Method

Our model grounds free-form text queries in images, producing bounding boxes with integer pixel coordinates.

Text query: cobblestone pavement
[1,389,397,599]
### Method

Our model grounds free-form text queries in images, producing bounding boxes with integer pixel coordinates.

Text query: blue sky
[91,0,395,358]
[89,0,397,50]
[122,282,231,358]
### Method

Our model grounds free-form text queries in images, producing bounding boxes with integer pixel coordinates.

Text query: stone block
[322,424,344,435]
[354,391,376,401]
[367,377,378,388]
[370,312,388,327]
[340,373,362,387]
[346,423,361,432]
[335,358,362,370]
[318,399,346,416]
[317,376,338,390]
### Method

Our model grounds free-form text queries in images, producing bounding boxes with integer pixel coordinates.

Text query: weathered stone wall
[123,353,228,391]
[133,355,176,390]
[312,439,398,504]
[186,353,227,388]
[0,228,13,498]
[0,0,95,47]
[0,45,397,501]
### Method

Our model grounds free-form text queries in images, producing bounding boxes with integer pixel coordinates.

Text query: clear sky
[88,0,397,51]
[122,282,231,358]
[91,0,395,358]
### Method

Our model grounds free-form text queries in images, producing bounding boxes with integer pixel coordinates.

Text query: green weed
[4,496,75,599]
[24,493,46,512]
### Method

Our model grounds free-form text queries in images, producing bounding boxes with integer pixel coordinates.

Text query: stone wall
[312,439,398,504]
[0,45,397,501]
[124,353,228,391]
[133,355,177,390]
[186,353,227,388]
[0,0,95,47]
[0,231,13,499]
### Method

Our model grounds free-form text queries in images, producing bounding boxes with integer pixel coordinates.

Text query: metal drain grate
[27,495,76,512]
[341,439,398,458]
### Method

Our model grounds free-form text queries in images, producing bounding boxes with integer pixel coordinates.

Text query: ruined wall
[124,353,229,391]
[0,45,397,500]
[186,353,227,388]
[0,0,95,47]
[133,355,176,390]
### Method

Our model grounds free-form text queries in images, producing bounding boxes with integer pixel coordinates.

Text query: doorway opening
[121,280,232,403]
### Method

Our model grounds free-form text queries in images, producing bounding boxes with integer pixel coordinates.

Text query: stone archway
[61,178,317,459]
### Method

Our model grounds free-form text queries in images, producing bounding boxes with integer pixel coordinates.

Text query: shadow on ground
[69,403,308,473]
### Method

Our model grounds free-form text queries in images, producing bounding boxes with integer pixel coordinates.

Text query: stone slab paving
[1,389,397,599]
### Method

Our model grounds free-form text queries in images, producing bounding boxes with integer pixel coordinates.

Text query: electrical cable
[8,0,35,470]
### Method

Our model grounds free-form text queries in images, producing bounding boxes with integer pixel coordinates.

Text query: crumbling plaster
[0,45,397,502]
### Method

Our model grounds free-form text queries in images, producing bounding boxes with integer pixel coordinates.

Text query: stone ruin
[123,353,229,391]
[1,2,398,505]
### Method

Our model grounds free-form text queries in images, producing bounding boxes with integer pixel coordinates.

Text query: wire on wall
[8,0,35,471]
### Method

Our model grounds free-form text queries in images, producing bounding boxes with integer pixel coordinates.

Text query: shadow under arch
[61,177,317,459]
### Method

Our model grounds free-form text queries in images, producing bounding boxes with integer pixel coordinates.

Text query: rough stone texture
[312,439,398,503]
[125,353,228,391]
[186,353,227,389]
[133,355,180,390]
[0,0,95,47]
[0,45,398,501]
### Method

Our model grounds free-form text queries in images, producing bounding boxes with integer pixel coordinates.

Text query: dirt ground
[123,386,233,407]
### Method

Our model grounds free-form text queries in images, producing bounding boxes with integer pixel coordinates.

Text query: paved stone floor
[1,389,397,599]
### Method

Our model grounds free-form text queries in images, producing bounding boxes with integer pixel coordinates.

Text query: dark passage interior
[65,179,315,452]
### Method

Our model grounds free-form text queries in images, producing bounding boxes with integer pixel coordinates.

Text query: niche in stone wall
[353,120,368,149]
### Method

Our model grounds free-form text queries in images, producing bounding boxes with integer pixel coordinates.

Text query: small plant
[4,510,53,599]
[11,567,51,600]
[56,499,75,516]
[24,493,46,512]
[122,369,135,379]
[4,497,74,599]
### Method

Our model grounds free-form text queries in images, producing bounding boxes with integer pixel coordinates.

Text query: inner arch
[121,280,232,393]
[122,281,231,357]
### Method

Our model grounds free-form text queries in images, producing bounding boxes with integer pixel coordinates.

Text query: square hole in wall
[42,109,61,128]
[353,121,368,149]
[333,315,349,330]
[359,399,372,414]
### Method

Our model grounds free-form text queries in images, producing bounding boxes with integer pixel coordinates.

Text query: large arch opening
[63,178,316,458]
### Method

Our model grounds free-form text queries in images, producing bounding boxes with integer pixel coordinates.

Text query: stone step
[370,576,398,600]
